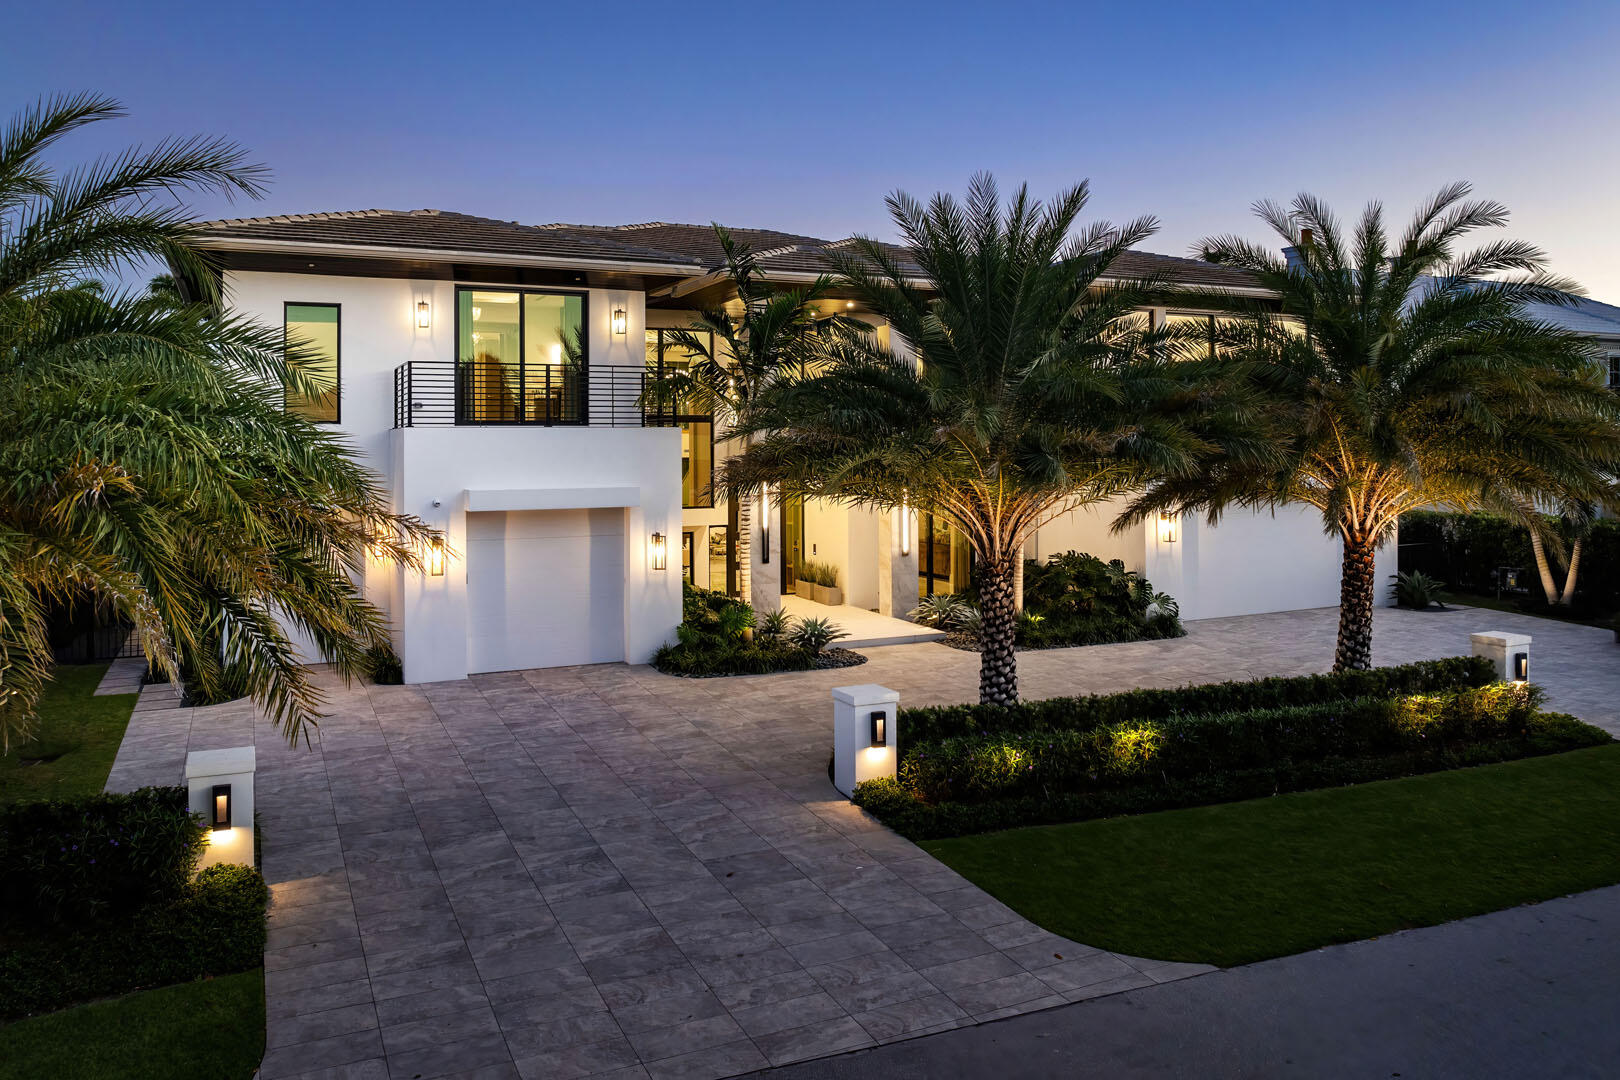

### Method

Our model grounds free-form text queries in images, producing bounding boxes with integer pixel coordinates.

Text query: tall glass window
[457,288,585,423]
[648,329,716,508]
[284,303,339,422]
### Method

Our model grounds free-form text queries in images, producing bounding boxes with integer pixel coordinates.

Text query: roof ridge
[198,208,401,228]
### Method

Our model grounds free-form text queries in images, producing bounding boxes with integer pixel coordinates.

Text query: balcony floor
[780,593,946,649]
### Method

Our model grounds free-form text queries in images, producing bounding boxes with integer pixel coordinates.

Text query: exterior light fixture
[210,784,232,831]
[650,531,668,570]
[760,487,772,564]
[869,711,886,748]
[899,492,912,556]
[1157,512,1179,544]
[846,300,855,309]
[1514,652,1528,682]
[416,300,431,329]
[427,536,445,577]
[611,307,628,336]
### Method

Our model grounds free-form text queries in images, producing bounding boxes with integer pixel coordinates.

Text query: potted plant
[793,561,811,597]
[821,563,843,607]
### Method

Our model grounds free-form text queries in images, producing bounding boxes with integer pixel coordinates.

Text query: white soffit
[465,487,641,512]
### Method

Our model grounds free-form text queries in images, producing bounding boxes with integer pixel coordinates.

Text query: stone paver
[92,655,148,696]
[103,604,1620,1080]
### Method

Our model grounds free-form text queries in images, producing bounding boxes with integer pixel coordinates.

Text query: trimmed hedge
[899,655,1497,747]
[854,713,1608,840]
[0,862,268,1020]
[0,786,205,926]
[1400,510,1620,611]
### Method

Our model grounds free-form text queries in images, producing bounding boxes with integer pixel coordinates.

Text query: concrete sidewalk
[756,885,1620,1079]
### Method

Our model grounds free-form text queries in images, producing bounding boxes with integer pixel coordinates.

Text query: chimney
[1283,227,1313,271]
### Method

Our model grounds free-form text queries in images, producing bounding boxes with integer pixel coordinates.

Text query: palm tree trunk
[735,491,752,606]
[978,552,1019,706]
[1526,520,1560,605]
[1334,533,1378,672]
[1558,538,1583,606]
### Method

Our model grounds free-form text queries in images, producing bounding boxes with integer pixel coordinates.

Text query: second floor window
[284,303,340,423]
[648,329,716,508]
[458,288,586,423]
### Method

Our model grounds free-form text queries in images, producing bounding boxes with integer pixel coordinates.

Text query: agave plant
[1395,571,1447,611]
[909,593,967,629]
[789,616,849,653]
[756,607,795,643]
[953,604,984,638]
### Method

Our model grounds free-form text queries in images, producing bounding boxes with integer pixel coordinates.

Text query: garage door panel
[466,510,625,673]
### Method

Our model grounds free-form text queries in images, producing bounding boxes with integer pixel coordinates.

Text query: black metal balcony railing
[394,361,678,428]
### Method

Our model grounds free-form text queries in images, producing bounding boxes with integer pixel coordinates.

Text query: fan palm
[0,94,435,747]
[727,175,1256,705]
[646,227,858,606]
[1125,185,1620,669]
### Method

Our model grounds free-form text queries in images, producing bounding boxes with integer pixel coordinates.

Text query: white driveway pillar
[1471,630,1531,683]
[186,746,256,869]
[832,684,899,798]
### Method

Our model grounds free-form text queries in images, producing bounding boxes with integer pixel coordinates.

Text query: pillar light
[650,531,668,570]
[1514,652,1528,682]
[1157,511,1179,544]
[612,308,628,336]
[899,491,912,556]
[210,784,232,831]
[869,711,886,748]
[760,487,772,564]
[427,536,445,577]
[416,300,431,329]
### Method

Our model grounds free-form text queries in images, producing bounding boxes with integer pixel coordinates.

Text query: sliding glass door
[457,288,586,423]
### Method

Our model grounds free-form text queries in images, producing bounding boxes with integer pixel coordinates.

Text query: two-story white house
[184,209,1363,684]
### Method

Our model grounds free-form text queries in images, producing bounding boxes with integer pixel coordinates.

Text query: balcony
[394,360,678,428]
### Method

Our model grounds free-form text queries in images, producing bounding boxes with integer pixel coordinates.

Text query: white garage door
[466,508,625,674]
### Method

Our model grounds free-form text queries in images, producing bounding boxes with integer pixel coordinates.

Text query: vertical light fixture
[869,711,886,748]
[416,299,431,329]
[649,531,668,570]
[210,784,232,831]
[611,307,627,336]
[899,491,912,556]
[760,487,772,564]
[1514,652,1528,682]
[1157,512,1179,544]
[427,536,445,577]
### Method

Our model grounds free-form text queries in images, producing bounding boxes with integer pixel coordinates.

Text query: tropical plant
[727,175,1250,704]
[909,593,967,629]
[1395,570,1447,611]
[756,607,794,643]
[643,228,862,607]
[953,604,984,638]
[0,94,435,746]
[788,615,849,653]
[1127,184,1620,669]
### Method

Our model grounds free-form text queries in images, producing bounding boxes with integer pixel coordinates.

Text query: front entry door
[781,495,804,594]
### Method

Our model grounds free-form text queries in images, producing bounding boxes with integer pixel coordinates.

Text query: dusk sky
[6,1,1619,297]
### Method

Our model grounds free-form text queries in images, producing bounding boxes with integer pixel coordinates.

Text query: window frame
[648,327,717,508]
[283,301,342,424]
[454,285,591,425]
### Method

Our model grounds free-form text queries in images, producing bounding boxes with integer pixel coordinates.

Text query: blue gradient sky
[7,1,1619,296]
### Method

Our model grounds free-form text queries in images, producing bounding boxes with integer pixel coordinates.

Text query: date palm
[1126,185,1620,669]
[647,227,856,606]
[0,94,435,747]
[727,175,1256,705]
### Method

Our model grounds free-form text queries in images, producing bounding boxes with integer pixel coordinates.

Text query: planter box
[808,582,828,605]
[824,586,844,607]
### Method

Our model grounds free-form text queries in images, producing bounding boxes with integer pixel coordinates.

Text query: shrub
[1396,570,1447,610]
[0,862,269,1019]
[899,655,1497,746]
[910,594,967,629]
[1000,552,1187,648]
[790,616,849,653]
[654,583,816,677]
[0,786,205,927]
[363,643,404,684]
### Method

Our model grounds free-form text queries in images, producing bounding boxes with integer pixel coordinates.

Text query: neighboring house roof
[194,209,1260,291]
[1521,294,1620,341]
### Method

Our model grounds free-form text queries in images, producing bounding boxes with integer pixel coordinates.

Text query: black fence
[395,361,678,428]
[52,624,143,664]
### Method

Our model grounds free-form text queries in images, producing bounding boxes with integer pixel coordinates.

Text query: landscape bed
[853,656,1613,840]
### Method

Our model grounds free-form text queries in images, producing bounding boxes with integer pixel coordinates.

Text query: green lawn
[0,970,264,1080]
[0,663,138,805]
[923,744,1620,967]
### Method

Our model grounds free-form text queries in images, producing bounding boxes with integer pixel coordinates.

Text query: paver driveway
[104,605,1619,1080]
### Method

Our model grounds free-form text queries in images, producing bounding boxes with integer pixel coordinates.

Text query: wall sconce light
[1514,652,1528,682]
[1157,512,1179,544]
[869,711,886,748]
[427,536,445,577]
[612,307,627,336]
[899,491,912,556]
[416,300,431,329]
[649,531,668,570]
[760,487,772,565]
[210,784,232,832]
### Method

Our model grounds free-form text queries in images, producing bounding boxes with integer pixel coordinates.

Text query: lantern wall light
[1157,512,1179,544]
[427,536,445,577]
[416,299,431,329]
[649,531,668,570]
[210,784,232,832]
[612,307,628,336]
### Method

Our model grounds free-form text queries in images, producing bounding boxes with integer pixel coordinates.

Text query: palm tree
[0,94,435,747]
[1126,185,1620,670]
[647,227,856,607]
[725,175,1252,705]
